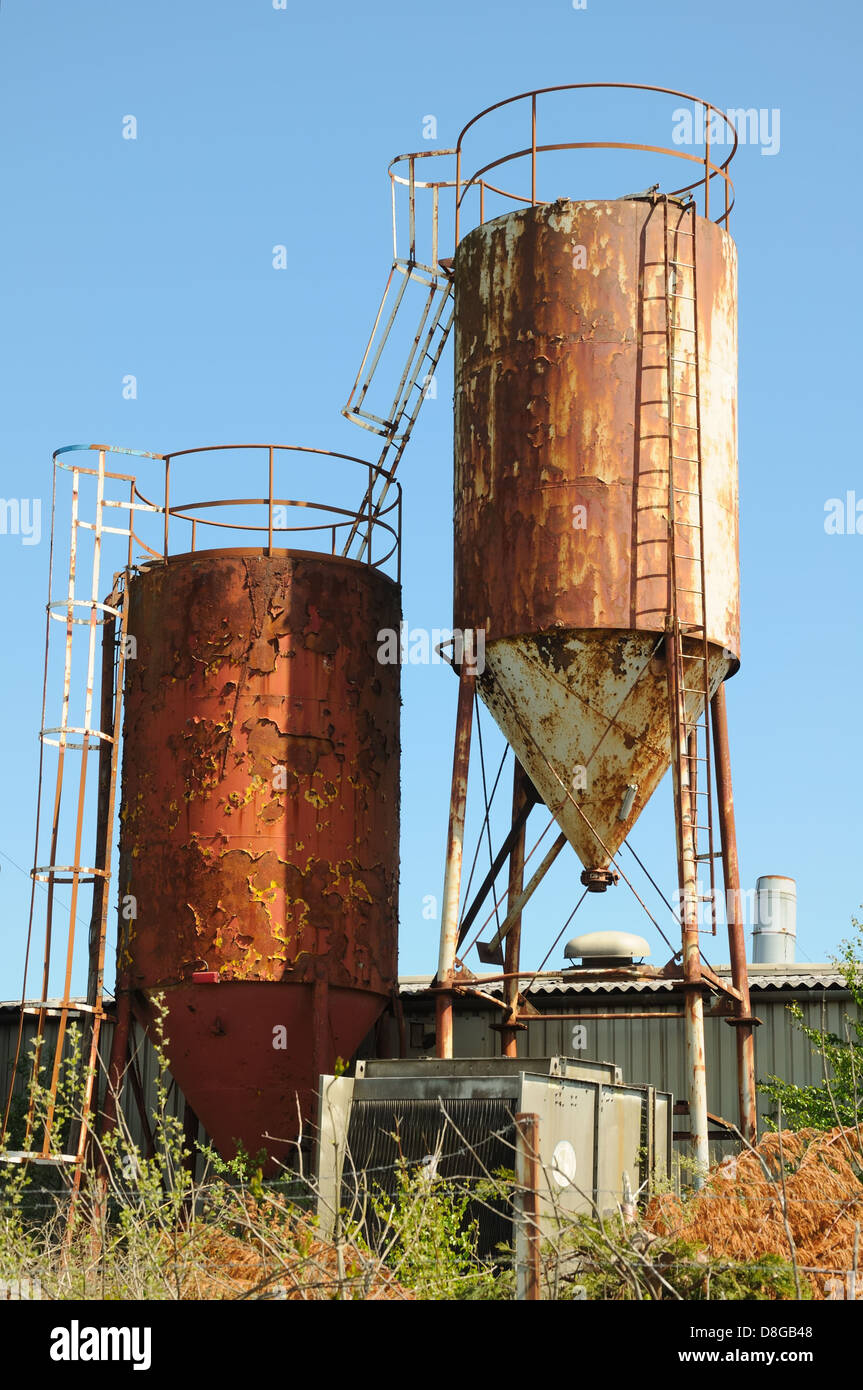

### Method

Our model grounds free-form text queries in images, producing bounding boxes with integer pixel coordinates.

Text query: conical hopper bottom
[477,631,731,869]
[132,982,387,1170]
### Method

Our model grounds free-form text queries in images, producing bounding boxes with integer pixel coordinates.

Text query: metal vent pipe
[752,876,797,964]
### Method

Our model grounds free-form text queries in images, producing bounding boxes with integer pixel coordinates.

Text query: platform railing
[454,82,739,243]
[341,84,740,554]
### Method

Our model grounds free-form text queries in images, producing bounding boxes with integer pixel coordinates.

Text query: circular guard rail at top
[386,82,738,250]
[52,442,402,576]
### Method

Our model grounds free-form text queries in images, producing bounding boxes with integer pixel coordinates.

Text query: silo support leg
[684,982,710,1185]
[667,617,710,1185]
[435,663,476,1059]
[501,762,529,1058]
[710,683,758,1145]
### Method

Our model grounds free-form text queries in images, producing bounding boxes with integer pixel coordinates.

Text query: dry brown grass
[171,1199,412,1301]
[647,1126,863,1298]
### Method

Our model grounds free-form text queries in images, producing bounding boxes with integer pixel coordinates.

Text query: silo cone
[453,198,739,866]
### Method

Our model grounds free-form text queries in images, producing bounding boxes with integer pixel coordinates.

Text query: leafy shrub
[758,924,863,1130]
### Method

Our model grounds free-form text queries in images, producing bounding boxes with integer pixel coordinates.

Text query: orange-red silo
[118,547,400,1164]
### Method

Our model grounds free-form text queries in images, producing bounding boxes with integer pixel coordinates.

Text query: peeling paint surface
[453,198,739,654]
[118,547,400,1159]
[453,199,738,865]
[478,631,730,869]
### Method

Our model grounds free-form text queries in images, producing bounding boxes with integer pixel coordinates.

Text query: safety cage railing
[453,82,739,242]
[54,442,402,574]
[1,441,400,1184]
[341,82,739,532]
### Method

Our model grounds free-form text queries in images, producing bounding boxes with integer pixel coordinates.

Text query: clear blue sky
[0,0,861,1001]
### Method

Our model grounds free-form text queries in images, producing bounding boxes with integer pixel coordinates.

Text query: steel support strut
[501,762,529,1057]
[711,681,758,1144]
[435,660,475,1058]
[667,622,709,1185]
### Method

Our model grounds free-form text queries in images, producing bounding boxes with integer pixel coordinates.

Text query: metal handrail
[53,442,402,576]
[454,82,739,243]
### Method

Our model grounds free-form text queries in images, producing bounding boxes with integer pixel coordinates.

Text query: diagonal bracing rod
[456,788,537,950]
[477,831,568,963]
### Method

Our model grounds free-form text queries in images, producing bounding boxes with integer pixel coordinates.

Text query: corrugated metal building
[2,964,856,1161]
[396,964,859,1142]
[0,1000,202,1161]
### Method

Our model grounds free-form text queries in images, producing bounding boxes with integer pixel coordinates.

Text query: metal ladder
[341,268,453,559]
[662,198,718,936]
[1,449,135,1207]
[341,152,455,559]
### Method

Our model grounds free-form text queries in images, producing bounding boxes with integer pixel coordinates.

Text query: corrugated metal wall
[0,1010,205,1157]
[400,988,859,1139]
[3,986,856,1165]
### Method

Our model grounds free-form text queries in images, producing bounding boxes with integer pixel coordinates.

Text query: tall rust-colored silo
[4,441,402,1192]
[453,195,738,870]
[409,85,758,1182]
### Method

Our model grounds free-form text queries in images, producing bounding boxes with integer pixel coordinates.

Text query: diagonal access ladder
[341,267,453,560]
[341,152,456,559]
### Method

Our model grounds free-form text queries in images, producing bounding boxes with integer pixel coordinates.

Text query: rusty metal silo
[395,85,758,1180]
[5,440,402,1194]
[114,451,402,1166]
[453,195,738,870]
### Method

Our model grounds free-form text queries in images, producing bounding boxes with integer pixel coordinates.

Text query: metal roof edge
[395,967,851,998]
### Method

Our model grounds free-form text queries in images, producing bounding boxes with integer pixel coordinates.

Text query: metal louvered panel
[340,1097,516,1260]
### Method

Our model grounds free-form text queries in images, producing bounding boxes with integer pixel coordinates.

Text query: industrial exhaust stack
[752,876,797,965]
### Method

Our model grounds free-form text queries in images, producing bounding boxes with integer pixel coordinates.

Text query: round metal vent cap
[564,930,650,961]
